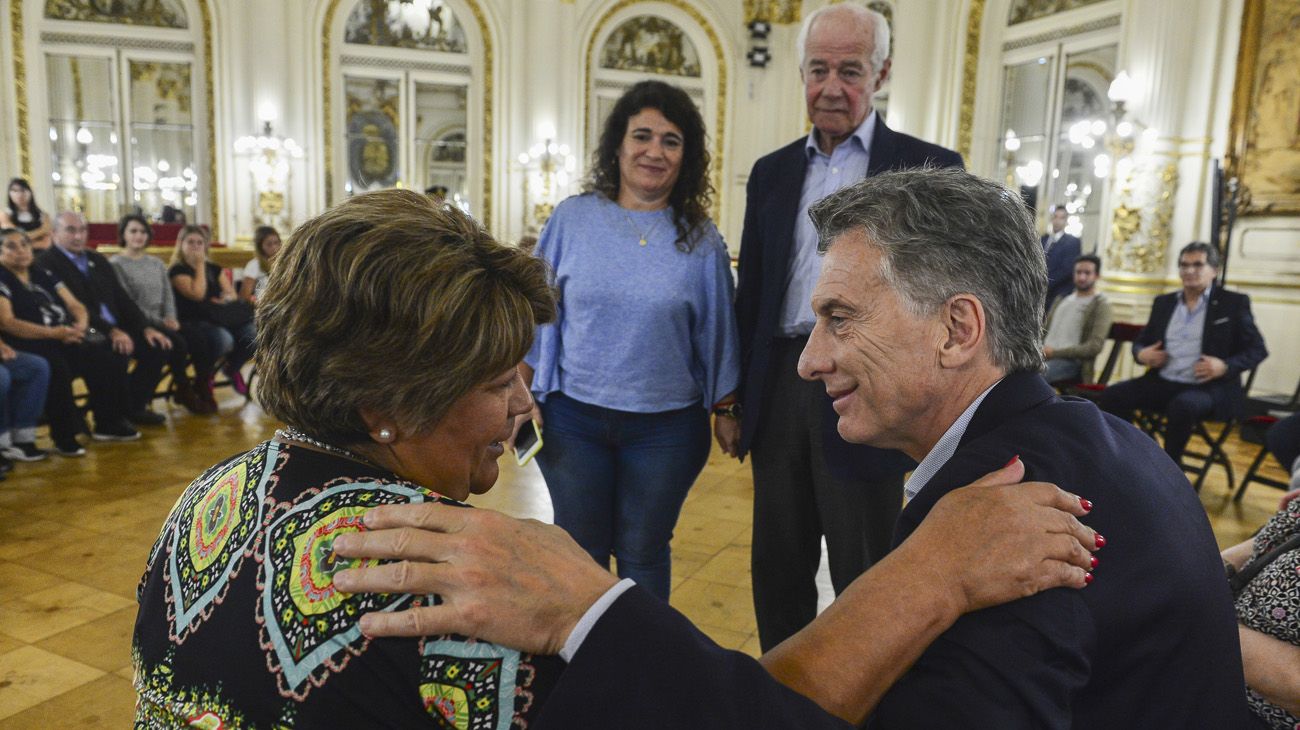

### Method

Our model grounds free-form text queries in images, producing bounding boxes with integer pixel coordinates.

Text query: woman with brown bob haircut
[132,189,565,727]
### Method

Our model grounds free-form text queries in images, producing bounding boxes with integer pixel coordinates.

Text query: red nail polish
[1090,555,1099,569]
[1084,572,1093,585]
[1003,455,1020,468]
[1094,533,1106,549]
[1079,497,1093,512]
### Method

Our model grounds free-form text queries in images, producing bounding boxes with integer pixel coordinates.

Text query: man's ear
[937,294,986,369]
[873,58,892,92]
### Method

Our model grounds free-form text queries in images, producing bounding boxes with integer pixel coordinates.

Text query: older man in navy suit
[1098,241,1268,465]
[731,2,963,652]
[796,169,1246,727]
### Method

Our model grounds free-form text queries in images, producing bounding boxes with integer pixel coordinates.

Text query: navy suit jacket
[870,371,1248,728]
[735,117,962,479]
[1041,232,1081,309]
[38,245,149,337]
[1132,286,1268,419]
[534,584,851,729]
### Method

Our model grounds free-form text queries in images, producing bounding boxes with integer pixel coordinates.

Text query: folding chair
[1232,378,1300,502]
[1136,368,1259,493]
[1067,322,1145,400]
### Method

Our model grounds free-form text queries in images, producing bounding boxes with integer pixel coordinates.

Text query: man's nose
[797,332,828,382]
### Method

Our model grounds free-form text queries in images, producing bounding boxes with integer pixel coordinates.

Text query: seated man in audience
[39,212,169,431]
[332,169,1248,728]
[1042,254,1112,384]
[1098,241,1268,466]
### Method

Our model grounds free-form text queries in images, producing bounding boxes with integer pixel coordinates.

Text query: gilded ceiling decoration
[1008,0,1107,25]
[345,0,467,53]
[599,15,701,77]
[44,0,188,29]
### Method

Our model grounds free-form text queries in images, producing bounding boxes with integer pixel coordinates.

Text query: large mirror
[413,82,468,204]
[46,55,120,221]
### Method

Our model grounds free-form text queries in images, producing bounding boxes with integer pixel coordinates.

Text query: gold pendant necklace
[621,210,661,247]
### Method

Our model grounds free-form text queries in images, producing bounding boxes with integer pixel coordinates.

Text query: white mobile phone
[514,419,543,466]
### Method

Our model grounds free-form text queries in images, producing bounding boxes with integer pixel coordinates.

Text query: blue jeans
[536,393,711,600]
[1,351,51,443]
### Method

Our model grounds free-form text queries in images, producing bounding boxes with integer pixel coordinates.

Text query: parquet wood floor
[0,388,1291,725]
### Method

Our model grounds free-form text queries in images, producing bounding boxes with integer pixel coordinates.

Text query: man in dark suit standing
[1041,204,1082,312]
[731,2,963,652]
[41,212,171,435]
[1098,241,1267,465]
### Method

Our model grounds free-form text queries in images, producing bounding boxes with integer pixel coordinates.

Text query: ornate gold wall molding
[44,0,188,28]
[10,0,31,178]
[958,0,986,161]
[1106,158,1178,273]
[743,0,799,25]
[584,0,727,215]
[600,14,701,77]
[198,0,216,238]
[324,0,494,226]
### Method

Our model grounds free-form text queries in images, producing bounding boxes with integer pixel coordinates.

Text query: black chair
[1232,378,1300,502]
[1134,368,1259,493]
[1066,322,1145,399]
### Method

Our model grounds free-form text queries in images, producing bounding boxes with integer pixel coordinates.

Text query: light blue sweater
[525,193,740,413]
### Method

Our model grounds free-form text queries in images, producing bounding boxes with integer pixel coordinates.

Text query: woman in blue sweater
[517,81,740,599]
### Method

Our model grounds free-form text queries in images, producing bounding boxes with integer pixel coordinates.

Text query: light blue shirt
[777,112,876,336]
[526,194,740,412]
[1161,285,1210,384]
[903,379,1002,502]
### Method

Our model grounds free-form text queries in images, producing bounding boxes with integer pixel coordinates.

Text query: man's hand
[904,457,1099,616]
[162,317,181,332]
[109,327,134,355]
[331,504,617,654]
[54,324,83,344]
[1193,355,1227,383]
[143,327,171,350]
[713,415,741,458]
[1137,341,1167,368]
[1042,345,1055,359]
[0,342,15,361]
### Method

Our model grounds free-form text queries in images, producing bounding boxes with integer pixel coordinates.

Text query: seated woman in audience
[168,225,255,402]
[133,189,565,726]
[0,228,134,456]
[0,334,50,471]
[519,80,739,600]
[110,215,207,415]
[1222,494,1300,728]
[0,178,52,250]
[238,225,281,304]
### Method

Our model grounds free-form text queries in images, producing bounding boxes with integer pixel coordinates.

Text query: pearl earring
[378,428,393,441]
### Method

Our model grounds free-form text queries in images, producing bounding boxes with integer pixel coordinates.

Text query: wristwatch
[712,402,741,418]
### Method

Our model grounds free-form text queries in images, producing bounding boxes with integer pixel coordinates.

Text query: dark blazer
[1132,286,1268,419]
[38,245,149,337]
[735,116,963,478]
[535,584,852,730]
[1041,232,1081,309]
[871,371,1248,728]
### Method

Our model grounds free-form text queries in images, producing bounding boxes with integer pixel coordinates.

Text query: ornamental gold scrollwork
[1106,159,1179,274]
[44,0,188,29]
[345,0,467,53]
[1008,0,1108,25]
[600,16,701,77]
[131,61,193,115]
[743,0,800,25]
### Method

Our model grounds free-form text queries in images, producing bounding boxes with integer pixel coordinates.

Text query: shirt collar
[903,378,1003,502]
[804,110,877,160]
[56,245,86,264]
[1180,283,1213,311]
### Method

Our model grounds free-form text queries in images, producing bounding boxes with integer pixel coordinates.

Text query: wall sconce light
[234,120,303,231]
[517,138,576,233]
[747,20,772,68]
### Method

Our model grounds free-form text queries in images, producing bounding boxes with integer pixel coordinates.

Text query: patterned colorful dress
[132,440,562,728]
[1235,498,1300,729]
